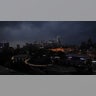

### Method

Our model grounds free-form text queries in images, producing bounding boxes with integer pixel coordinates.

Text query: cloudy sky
[0,21,96,46]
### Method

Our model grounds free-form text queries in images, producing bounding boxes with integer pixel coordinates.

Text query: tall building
[56,36,62,47]
[87,38,93,47]
[4,42,9,48]
[0,43,3,48]
[0,42,10,48]
[17,44,20,49]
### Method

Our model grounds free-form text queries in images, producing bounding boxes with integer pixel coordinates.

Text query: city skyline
[0,21,96,46]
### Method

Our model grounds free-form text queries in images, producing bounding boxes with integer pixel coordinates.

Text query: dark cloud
[0,21,96,46]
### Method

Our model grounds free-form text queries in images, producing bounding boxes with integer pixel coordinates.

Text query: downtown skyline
[0,21,96,47]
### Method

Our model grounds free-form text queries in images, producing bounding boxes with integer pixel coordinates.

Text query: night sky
[0,21,96,46]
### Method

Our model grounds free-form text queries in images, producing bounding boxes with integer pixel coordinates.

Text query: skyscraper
[4,42,9,48]
[0,43,3,48]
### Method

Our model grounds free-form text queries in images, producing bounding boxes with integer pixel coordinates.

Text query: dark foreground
[0,65,26,75]
[0,63,95,75]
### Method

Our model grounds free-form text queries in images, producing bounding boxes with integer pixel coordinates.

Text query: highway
[24,58,78,74]
[24,58,53,67]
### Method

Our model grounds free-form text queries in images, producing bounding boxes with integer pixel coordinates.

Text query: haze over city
[0,21,96,47]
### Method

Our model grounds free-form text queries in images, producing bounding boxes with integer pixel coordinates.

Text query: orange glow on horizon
[49,47,74,52]
[50,48,65,52]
